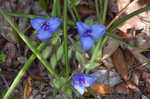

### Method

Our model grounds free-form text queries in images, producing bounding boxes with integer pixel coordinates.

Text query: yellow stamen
[42,25,46,29]
[46,27,49,30]
[40,24,43,27]
[85,80,87,83]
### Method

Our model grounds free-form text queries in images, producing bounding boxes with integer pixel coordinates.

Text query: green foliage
[85,62,99,72]
[1,1,150,99]
[53,77,67,89]
[0,90,12,99]
[56,44,64,61]
[51,36,60,45]
[0,53,7,63]
[50,54,57,69]
[62,48,72,65]
[71,0,81,6]
[39,0,49,11]
[68,48,72,59]
[85,19,94,27]
[0,68,1,73]
[75,51,85,65]
[42,46,52,59]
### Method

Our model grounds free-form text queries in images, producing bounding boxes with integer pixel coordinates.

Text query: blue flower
[31,17,61,41]
[72,73,96,95]
[76,22,106,51]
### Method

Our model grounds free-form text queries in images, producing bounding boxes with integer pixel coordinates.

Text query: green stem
[68,4,77,21]
[63,0,69,77]
[68,0,81,21]
[7,13,43,18]
[102,0,108,24]
[52,0,57,17]
[52,88,57,99]
[87,87,98,99]
[56,0,61,17]
[99,0,103,24]
[95,0,100,23]
[89,0,108,66]
[0,8,59,79]
[3,41,48,99]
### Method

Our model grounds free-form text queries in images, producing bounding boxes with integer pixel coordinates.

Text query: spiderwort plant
[76,22,106,51]
[31,17,61,41]
[72,73,96,95]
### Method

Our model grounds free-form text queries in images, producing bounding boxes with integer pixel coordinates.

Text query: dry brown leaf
[131,71,140,86]
[112,48,128,81]
[126,80,141,93]
[3,43,17,67]
[136,33,150,52]
[128,47,150,70]
[28,72,47,82]
[124,49,135,66]
[24,76,32,99]
[102,38,119,61]
[142,72,150,92]
[145,94,150,99]
[90,83,112,95]
[114,82,132,94]
[117,29,132,39]
[142,71,150,80]
[117,0,150,32]
[77,5,96,15]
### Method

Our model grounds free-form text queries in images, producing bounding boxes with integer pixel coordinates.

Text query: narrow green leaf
[50,54,57,69]
[39,0,49,11]
[68,48,72,59]
[53,77,67,89]
[0,53,7,63]
[0,8,59,80]
[71,0,80,6]
[85,19,94,27]
[108,6,150,33]
[85,63,99,72]
[75,51,85,64]
[42,46,52,59]
[57,44,64,61]
[106,33,150,51]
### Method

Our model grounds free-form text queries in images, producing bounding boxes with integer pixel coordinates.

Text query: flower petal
[91,24,106,40]
[72,73,84,86]
[80,37,94,51]
[76,22,89,36]
[37,30,52,41]
[82,74,97,87]
[30,18,46,30]
[47,18,61,33]
[74,84,85,95]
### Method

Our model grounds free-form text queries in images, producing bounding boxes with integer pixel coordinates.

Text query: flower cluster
[72,73,96,95]
[31,18,101,95]
[31,18,106,51]
[76,22,106,51]
[31,17,61,41]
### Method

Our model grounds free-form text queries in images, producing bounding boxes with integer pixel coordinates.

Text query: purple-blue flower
[31,17,61,41]
[76,22,106,51]
[72,73,96,95]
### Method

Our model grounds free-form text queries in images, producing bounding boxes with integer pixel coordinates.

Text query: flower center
[40,22,49,31]
[83,29,92,37]
[78,76,87,86]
